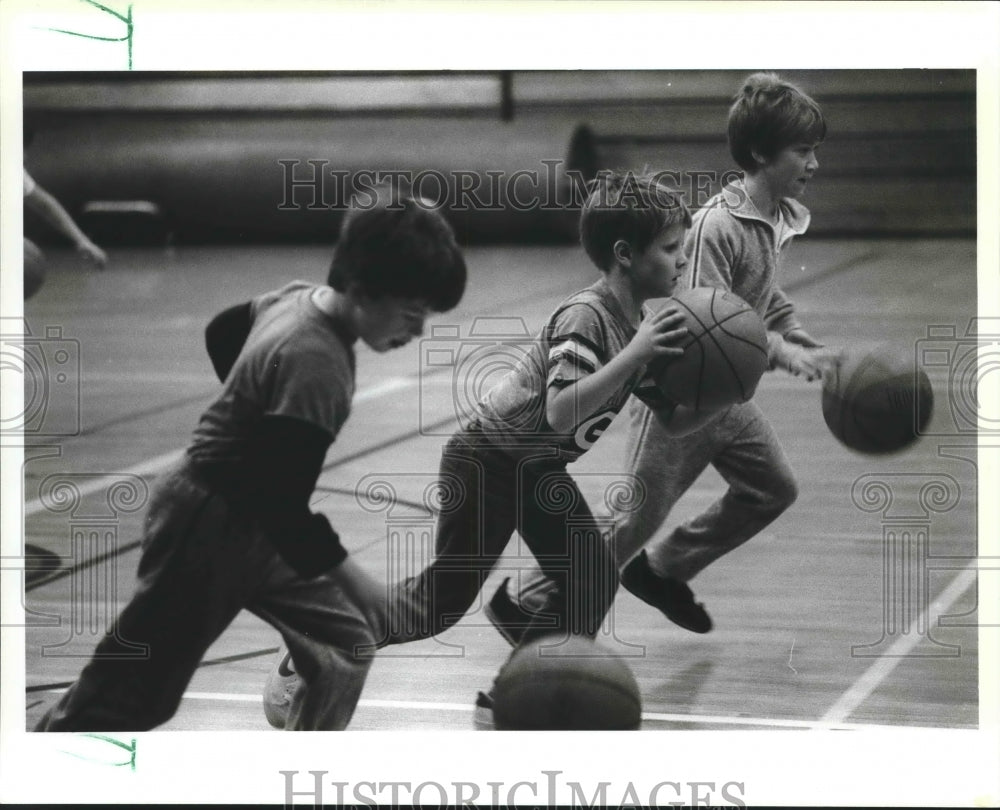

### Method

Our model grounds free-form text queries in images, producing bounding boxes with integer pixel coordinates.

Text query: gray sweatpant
[35,458,386,732]
[516,398,798,613]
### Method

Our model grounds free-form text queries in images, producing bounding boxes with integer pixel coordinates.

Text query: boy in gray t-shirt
[35,190,467,731]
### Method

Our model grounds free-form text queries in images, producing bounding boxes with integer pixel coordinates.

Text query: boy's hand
[784,328,824,349]
[630,306,688,365]
[770,338,841,381]
[76,238,108,269]
[547,307,686,435]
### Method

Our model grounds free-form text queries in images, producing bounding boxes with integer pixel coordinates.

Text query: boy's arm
[769,339,841,381]
[24,183,107,267]
[205,301,253,382]
[546,305,687,433]
[691,212,829,380]
[765,286,834,378]
[765,286,825,349]
[686,212,735,291]
[765,295,837,380]
[247,416,347,577]
[763,285,802,337]
[251,346,352,577]
[194,414,345,578]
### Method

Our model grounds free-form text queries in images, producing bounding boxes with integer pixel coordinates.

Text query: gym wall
[22,70,975,245]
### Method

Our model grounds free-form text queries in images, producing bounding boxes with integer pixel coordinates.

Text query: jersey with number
[475,276,667,463]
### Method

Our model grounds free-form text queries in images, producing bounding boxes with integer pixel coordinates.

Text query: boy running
[490,72,840,640]
[35,189,467,731]
[264,171,694,725]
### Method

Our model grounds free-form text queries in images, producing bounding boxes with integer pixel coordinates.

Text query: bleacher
[23,70,975,243]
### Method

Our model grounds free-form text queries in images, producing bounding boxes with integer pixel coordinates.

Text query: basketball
[821,344,933,454]
[651,287,769,410]
[492,634,642,730]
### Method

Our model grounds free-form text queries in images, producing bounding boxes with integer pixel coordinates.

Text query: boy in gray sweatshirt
[488,72,840,640]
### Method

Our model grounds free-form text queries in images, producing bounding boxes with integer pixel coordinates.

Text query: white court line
[22,376,415,519]
[819,561,978,726]
[183,693,477,713]
[80,372,212,383]
[354,376,412,402]
[24,447,186,519]
[31,688,962,730]
[183,696,972,730]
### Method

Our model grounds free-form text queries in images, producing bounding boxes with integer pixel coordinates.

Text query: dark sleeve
[217,414,346,578]
[205,301,253,382]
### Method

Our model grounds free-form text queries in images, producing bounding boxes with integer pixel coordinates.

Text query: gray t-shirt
[189,281,355,466]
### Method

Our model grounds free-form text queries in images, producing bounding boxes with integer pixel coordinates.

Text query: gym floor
[17,234,980,733]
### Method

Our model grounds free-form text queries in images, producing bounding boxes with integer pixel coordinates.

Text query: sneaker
[263,645,299,729]
[473,690,495,730]
[484,577,552,647]
[620,550,712,633]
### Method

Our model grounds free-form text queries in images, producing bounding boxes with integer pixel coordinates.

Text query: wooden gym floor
[15,234,981,732]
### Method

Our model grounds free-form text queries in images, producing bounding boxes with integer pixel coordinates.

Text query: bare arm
[25,185,107,268]
[546,306,688,434]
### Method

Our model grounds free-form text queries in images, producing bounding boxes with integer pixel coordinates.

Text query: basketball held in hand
[651,287,769,410]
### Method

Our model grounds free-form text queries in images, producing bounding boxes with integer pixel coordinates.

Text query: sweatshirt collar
[719,177,811,239]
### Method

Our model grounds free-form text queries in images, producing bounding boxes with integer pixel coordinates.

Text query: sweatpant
[35,458,386,732]
[381,427,619,647]
[514,398,798,613]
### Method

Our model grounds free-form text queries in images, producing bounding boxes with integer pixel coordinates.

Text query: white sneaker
[473,690,495,730]
[263,645,300,729]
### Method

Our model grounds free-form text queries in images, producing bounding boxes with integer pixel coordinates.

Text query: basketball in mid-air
[651,287,769,410]
[821,344,933,454]
[492,634,642,730]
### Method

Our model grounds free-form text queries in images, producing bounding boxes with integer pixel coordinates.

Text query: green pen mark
[58,734,137,771]
[35,0,134,69]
